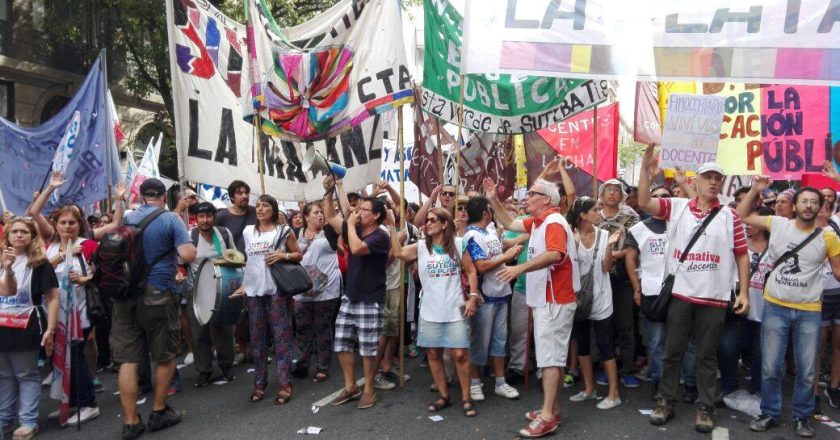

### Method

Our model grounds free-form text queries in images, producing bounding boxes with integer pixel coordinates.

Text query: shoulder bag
[646,207,721,322]
[763,227,823,286]
[574,229,601,322]
[77,254,107,325]
[269,226,313,297]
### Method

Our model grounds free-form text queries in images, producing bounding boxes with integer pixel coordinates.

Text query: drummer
[187,202,238,387]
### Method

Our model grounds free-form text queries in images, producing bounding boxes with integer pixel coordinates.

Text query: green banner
[421,0,608,134]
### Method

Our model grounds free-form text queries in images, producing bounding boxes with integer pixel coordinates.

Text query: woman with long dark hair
[394,207,480,417]
[232,195,301,405]
[566,197,622,410]
[291,202,340,382]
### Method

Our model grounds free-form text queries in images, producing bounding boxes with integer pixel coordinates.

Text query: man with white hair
[484,178,579,438]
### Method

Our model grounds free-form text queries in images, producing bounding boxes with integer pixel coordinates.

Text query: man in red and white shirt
[485,177,579,438]
[637,145,749,434]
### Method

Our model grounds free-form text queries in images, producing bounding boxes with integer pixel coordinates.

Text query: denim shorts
[417,318,470,349]
[469,302,509,365]
[822,295,840,327]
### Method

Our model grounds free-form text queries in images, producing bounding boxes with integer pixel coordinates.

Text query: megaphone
[302,148,347,179]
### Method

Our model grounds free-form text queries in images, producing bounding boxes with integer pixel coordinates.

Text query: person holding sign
[638,145,749,434]
[738,177,840,438]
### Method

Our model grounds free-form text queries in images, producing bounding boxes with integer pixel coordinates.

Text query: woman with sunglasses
[0,217,59,440]
[566,197,623,410]
[393,208,480,417]
[413,184,457,227]
[231,195,301,406]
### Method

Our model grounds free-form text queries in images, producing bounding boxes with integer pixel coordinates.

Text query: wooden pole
[455,74,465,211]
[254,116,266,194]
[397,106,407,388]
[435,118,443,187]
[592,103,599,199]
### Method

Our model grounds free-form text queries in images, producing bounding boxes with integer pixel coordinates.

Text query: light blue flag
[0,55,120,214]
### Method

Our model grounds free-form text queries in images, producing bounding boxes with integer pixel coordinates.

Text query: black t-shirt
[215,206,257,254]
[0,261,59,352]
[342,221,390,303]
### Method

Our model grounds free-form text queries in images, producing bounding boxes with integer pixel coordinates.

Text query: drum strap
[211,229,223,256]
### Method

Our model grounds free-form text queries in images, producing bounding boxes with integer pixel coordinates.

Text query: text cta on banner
[660,94,725,172]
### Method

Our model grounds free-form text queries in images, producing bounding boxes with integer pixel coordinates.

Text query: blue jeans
[0,350,41,429]
[641,314,696,386]
[469,301,508,365]
[760,301,821,420]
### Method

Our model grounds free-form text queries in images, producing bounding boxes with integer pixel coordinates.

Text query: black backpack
[92,208,168,300]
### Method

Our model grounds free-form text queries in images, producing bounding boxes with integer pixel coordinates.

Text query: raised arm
[414,185,442,227]
[29,171,65,240]
[92,182,127,240]
[736,176,771,230]
[673,167,696,199]
[483,178,525,233]
[539,157,576,206]
[637,144,663,217]
[322,176,344,233]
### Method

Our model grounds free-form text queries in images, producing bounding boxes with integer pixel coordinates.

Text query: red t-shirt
[522,208,575,305]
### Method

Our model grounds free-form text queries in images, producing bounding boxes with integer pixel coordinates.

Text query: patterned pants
[247,295,292,390]
[293,298,340,373]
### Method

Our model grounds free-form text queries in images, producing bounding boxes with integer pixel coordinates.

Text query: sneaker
[794,417,815,438]
[569,390,599,402]
[621,375,640,388]
[519,416,560,438]
[233,352,245,366]
[649,398,675,426]
[373,372,396,390]
[596,372,608,386]
[635,364,652,382]
[749,414,778,432]
[597,397,623,410]
[194,372,212,388]
[694,404,714,433]
[11,425,36,440]
[183,352,194,365]
[826,387,840,408]
[817,372,830,388]
[525,410,561,422]
[418,354,428,368]
[388,365,411,382]
[330,386,362,405]
[564,372,581,388]
[357,391,377,409]
[122,418,145,440]
[470,383,486,401]
[65,406,100,426]
[683,385,699,403]
[93,376,105,393]
[147,405,183,432]
[495,383,520,399]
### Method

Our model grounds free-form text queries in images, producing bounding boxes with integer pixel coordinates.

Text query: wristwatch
[285,253,290,261]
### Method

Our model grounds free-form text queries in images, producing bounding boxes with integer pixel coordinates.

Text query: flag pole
[397,106,406,388]
[592,103,599,199]
[455,74,465,210]
[435,118,443,187]
[100,48,114,213]
[254,117,266,195]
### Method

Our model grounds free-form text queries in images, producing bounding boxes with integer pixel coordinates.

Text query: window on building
[0,81,13,120]
[0,0,9,54]
[39,95,70,123]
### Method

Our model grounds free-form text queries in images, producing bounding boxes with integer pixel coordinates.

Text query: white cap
[697,162,724,176]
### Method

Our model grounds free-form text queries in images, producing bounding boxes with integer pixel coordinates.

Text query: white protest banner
[247,0,412,142]
[380,139,419,203]
[660,94,726,172]
[166,0,382,201]
[462,0,840,85]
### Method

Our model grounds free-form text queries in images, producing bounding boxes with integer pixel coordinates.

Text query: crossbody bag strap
[677,207,722,264]
[273,226,292,252]
[766,227,823,280]
[749,248,769,277]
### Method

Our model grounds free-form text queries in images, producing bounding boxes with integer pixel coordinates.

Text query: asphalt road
[32,353,840,440]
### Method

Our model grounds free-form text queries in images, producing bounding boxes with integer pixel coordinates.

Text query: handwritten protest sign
[760,85,828,180]
[660,94,725,172]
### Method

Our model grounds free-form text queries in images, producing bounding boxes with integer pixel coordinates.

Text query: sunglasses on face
[426,217,441,224]
[441,191,456,197]
[457,206,466,211]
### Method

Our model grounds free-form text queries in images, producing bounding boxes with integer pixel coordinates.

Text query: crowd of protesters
[2,150,840,439]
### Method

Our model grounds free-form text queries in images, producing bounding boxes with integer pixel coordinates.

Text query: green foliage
[618,140,647,167]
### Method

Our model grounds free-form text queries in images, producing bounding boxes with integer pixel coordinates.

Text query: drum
[192,259,244,326]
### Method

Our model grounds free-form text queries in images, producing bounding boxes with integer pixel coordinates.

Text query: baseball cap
[598,179,626,198]
[139,178,166,197]
[697,162,724,176]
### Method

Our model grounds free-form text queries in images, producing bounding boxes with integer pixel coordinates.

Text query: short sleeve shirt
[343,222,391,303]
[126,205,192,291]
[522,209,575,304]
[215,206,258,253]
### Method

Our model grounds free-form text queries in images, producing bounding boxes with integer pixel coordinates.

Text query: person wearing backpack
[739,178,840,438]
[637,146,750,434]
[186,202,237,388]
[109,178,196,440]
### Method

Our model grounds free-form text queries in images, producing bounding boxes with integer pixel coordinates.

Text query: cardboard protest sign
[760,85,829,179]
[705,83,763,176]
[660,94,725,171]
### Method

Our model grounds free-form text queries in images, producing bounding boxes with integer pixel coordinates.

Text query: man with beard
[186,202,237,387]
[739,178,840,438]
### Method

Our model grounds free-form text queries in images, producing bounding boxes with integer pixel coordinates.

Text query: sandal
[462,399,477,418]
[275,386,292,405]
[313,372,329,382]
[428,395,451,412]
[250,388,265,402]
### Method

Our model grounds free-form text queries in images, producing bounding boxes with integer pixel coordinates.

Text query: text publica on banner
[660,94,725,171]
